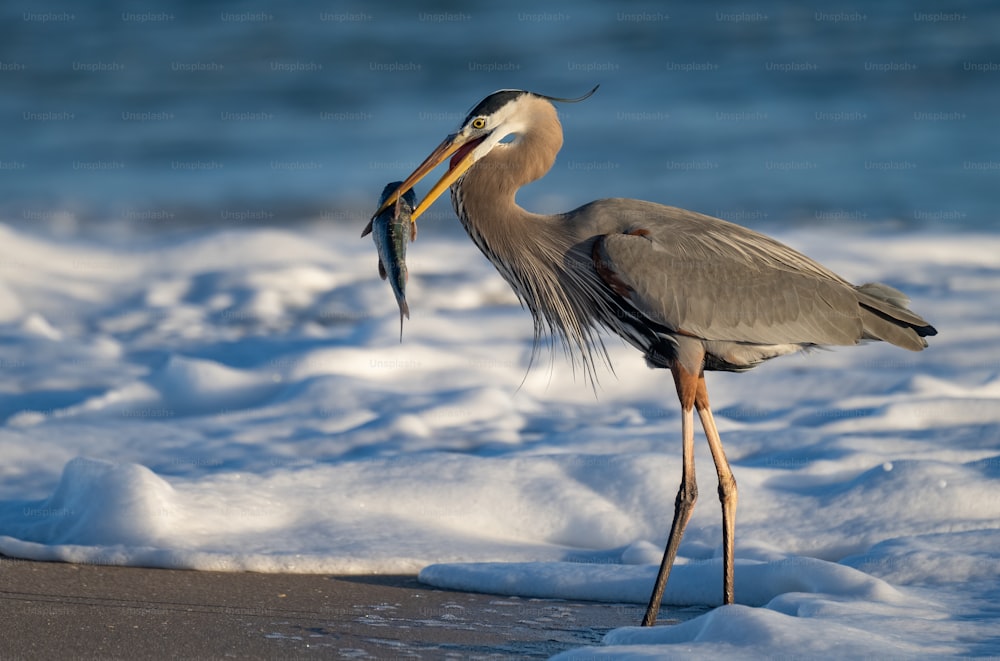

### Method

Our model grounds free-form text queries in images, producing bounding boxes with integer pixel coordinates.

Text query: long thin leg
[695,375,738,605]
[642,364,699,627]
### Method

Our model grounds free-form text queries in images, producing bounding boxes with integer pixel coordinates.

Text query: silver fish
[361,182,417,341]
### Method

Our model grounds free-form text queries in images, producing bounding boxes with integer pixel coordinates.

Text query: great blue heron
[371,86,937,626]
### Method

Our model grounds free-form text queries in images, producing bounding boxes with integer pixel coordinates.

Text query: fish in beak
[364,132,488,236]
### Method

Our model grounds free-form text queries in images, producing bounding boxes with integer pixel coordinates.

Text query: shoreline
[0,556,653,659]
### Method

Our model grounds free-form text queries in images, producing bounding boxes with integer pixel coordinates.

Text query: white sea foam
[0,222,998,658]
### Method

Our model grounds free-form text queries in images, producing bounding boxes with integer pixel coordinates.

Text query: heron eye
[471,117,487,130]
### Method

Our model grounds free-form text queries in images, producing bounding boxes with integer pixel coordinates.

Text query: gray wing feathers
[598,232,864,346]
[592,205,934,351]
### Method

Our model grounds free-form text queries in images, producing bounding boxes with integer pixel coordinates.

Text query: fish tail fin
[398,300,410,342]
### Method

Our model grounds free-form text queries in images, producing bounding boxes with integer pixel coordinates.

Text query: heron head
[371,86,599,224]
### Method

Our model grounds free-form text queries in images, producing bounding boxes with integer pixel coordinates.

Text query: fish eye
[471,117,487,130]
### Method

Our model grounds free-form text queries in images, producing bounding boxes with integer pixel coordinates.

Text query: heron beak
[371,132,487,223]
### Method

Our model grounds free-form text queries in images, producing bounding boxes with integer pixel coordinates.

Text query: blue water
[2,0,997,236]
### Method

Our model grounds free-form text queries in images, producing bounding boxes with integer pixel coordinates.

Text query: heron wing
[590,204,866,346]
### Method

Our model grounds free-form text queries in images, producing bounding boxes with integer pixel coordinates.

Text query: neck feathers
[450,96,609,379]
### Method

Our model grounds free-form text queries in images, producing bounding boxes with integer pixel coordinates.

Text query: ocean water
[2,0,997,236]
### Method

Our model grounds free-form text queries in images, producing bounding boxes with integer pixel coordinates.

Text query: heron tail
[855,282,937,351]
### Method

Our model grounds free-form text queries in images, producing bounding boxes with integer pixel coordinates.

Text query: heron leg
[695,375,737,605]
[642,364,699,627]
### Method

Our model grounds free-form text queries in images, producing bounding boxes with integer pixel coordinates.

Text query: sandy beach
[0,556,658,659]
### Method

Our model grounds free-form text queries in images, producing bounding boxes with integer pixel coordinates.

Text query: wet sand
[0,556,674,659]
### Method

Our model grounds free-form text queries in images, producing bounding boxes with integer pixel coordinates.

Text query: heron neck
[452,164,566,272]
[453,120,564,251]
